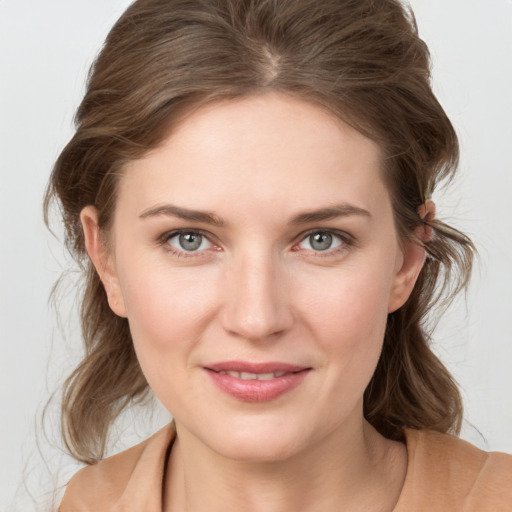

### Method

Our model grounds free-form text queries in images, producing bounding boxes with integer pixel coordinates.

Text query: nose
[220,249,294,342]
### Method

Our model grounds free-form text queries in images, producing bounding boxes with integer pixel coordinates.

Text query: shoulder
[59,423,175,512]
[395,428,512,511]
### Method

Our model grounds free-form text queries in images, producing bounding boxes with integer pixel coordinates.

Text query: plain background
[1,0,511,510]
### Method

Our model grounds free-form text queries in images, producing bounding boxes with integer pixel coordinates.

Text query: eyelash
[157,229,217,259]
[293,229,355,257]
[157,228,355,259]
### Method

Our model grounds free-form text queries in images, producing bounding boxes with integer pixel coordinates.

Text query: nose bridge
[221,244,292,341]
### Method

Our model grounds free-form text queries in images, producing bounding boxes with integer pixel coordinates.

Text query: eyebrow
[139,202,371,227]
[289,204,372,225]
[139,205,225,227]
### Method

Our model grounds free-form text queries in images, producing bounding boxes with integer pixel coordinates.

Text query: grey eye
[179,232,203,251]
[309,232,333,251]
[167,232,212,252]
[298,231,343,252]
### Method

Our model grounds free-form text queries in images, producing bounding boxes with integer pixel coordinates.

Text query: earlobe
[387,241,426,313]
[80,206,127,317]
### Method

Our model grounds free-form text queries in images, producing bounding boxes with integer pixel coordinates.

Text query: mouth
[213,370,289,380]
[203,361,311,402]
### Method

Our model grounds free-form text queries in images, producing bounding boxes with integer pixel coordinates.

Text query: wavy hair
[44,0,474,464]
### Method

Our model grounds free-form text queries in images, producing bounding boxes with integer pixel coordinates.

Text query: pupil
[179,233,202,251]
[310,232,332,251]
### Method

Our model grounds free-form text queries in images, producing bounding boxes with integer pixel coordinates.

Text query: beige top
[59,424,512,511]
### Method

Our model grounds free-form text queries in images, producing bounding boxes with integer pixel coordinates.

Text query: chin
[203,414,315,463]
[216,437,304,464]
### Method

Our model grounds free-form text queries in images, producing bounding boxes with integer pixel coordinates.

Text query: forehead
[119,92,388,219]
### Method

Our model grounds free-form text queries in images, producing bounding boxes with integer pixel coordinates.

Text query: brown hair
[45,0,474,464]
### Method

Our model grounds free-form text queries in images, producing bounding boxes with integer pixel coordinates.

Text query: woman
[44,0,512,510]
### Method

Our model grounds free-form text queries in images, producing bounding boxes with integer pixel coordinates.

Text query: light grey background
[1,1,511,510]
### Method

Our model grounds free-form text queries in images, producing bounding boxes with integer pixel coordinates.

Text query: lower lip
[205,369,310,402]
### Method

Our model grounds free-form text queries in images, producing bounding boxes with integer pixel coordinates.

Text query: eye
[166,231,213,252]
[298,231,344,252]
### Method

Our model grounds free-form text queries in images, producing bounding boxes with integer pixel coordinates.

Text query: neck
[164,417,407,512]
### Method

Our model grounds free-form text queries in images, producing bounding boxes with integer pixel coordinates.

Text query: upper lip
[204,361,310,374]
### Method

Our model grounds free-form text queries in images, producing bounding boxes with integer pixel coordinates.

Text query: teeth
[240,371,257,380]
[218,371,286,380]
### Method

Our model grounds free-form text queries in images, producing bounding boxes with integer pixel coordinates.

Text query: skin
[82,93,430,512]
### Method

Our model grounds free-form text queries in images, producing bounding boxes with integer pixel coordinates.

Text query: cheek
[119,265,223,417]
[300,269,391,424]
[298,262,393,379]
[302,264,392,340]
[117,261,219,371]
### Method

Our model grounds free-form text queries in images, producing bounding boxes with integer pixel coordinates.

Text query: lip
[204,361,311,402]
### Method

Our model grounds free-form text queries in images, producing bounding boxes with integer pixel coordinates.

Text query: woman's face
[83,93,424,461]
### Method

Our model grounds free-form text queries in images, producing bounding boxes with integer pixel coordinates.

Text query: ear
[80,206,127,317]
[387,200,435,313]
[417,199,436,243]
